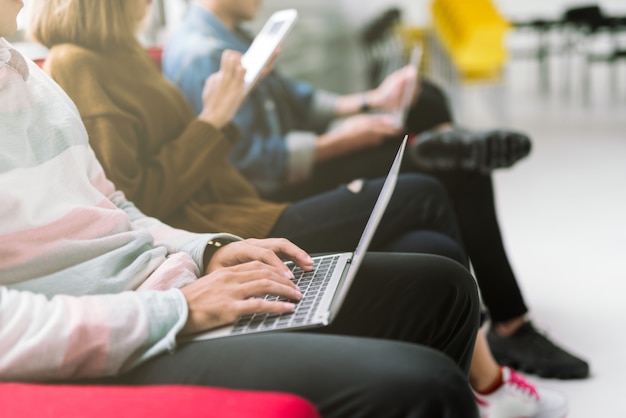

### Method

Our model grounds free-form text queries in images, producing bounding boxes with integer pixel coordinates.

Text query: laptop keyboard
[231,254,340,335]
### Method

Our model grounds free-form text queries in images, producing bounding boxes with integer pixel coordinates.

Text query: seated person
[162,0,589,381]
[32,2,466,272]
[0,5,480,417]
[28,1,569,416]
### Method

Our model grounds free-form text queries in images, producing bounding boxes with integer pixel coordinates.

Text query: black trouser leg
[109,254,480,418]
[271,174,466,265]
[432,171,528,322]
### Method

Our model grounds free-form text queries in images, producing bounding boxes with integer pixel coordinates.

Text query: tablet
[391,44,423,129]
[241,9,299,94]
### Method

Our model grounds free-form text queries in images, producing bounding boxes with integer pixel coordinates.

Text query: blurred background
[11,1,626,417]
[11,0,626,123]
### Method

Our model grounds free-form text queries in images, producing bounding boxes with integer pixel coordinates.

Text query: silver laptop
[187,136,407,341]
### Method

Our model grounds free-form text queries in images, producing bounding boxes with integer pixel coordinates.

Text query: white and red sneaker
[474,367,568,418]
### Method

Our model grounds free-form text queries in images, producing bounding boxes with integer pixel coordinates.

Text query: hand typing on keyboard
[179,238,313,336]
[231,255,339,334]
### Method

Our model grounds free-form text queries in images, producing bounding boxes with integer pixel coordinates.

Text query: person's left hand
[370,65,419,111]
[205,238,314,276]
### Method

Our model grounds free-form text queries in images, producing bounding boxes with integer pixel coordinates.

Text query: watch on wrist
[360,92,371,113]
[203,237,235,264]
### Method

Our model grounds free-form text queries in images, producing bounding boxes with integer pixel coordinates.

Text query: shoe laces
[504,367,540,401]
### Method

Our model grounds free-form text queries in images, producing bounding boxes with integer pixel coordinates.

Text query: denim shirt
[163,4,338,194]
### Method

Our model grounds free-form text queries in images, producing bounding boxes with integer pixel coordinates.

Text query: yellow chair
[431,0,509,78]
[428,0,511,125]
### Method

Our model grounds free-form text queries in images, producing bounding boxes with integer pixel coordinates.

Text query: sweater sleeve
[108,187,241,273]
[0,286,188,381]
[79,130,242,275]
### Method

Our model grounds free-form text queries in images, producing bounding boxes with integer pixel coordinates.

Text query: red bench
[0,383,320,418]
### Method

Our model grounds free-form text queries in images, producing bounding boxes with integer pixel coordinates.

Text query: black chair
[562,5,626,103]
[563,5,606,32]
[360,8,404,88]
[511,4,626,103]
[509,18,565,94]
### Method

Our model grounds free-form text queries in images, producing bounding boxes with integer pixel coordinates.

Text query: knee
[396,173,449,204]
[411,255,480,325]
[385,230,466,265]
[355,346,478,417]
[430,255,479,305]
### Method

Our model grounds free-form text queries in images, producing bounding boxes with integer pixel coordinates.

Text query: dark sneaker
[410,129,532,173]
[487,321,590,379]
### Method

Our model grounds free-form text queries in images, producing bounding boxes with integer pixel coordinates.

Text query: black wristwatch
[203,237,236,265]
[360,92,371,113]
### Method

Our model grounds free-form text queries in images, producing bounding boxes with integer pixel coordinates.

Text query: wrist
[359,92,372,113]
[361,90,380,112]
[198,112,226,129]
[203,237,236,269]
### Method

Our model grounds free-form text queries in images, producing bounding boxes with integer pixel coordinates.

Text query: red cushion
[0,383,320,418]
[33,57,46,68]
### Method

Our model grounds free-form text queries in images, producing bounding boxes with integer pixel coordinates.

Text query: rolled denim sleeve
[285,131,317,185]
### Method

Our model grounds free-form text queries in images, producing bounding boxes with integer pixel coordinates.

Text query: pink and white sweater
[0,39,239,381]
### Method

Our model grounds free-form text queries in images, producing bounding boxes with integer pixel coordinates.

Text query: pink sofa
[0,383,320,418]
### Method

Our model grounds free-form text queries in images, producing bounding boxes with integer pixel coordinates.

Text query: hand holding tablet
[390,44,423,129]
[241,9,298,94]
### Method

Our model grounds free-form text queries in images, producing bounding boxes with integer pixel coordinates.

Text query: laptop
[187,136,407,341]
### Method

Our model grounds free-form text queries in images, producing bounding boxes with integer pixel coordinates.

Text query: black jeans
[265,80,527,324]
[110,253,480,418]
[271,173,467,266]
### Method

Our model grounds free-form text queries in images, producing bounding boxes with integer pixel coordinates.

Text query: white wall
[334,0,430,28]
[257,0,626,93]
[334,0,626,28]
[494,0,626,20]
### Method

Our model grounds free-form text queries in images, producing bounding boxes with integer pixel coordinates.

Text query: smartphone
[391,44,423,129]
[241,9,299,94]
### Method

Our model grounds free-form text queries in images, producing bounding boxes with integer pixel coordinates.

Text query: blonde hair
[29,0,141,51]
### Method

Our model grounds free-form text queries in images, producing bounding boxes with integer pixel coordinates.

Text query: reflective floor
[457,53,626,418]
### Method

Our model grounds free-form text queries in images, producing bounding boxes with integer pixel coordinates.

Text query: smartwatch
[360,92,371,113]
[203,237,236,264]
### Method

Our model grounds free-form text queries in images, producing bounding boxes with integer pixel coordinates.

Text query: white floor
[453,53,626,417]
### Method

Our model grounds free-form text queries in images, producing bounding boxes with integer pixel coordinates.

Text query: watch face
[208,237,236,249]
[204,238,236,266]
[208,239,225,248]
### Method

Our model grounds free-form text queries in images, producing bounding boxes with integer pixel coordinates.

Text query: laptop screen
[351,136,407,264]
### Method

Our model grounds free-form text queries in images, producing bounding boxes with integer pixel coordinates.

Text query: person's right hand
[316,114,402,162]
[180,238,312,335]
[179,260,303,335]
[198,50,246,129]
[205,238,314,275]
[370,65,418,111]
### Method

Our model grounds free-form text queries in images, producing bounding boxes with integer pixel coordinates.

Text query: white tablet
[241,9,299,94]
[391,44,423,129]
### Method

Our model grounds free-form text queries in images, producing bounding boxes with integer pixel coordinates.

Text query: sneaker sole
[496,358,589,380]
[474,132,532,173]
[418,131,532,173]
